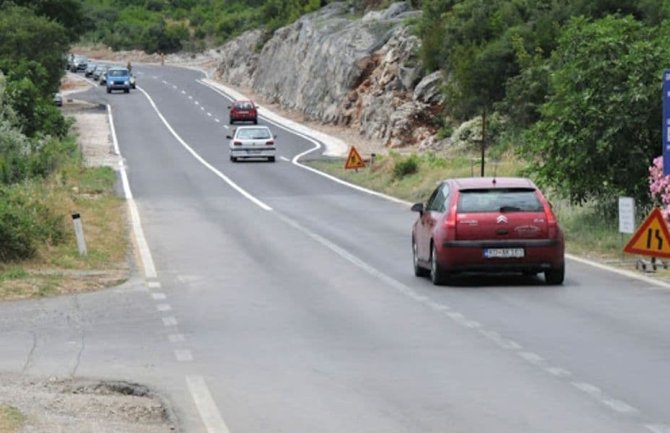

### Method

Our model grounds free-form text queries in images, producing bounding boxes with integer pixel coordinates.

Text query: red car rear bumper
[438,239,564,272]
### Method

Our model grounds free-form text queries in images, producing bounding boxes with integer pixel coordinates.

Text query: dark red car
[411,177,565,285]
[228,100,258,124]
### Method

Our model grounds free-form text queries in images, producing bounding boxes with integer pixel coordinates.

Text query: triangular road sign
[344,146,366,170]
[623,208,670,258]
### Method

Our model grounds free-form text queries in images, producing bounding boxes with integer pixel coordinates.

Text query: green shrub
[393,154,419,179]
[0,184,66,261]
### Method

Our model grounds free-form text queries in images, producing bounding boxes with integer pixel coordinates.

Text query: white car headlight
[124,80,129,85]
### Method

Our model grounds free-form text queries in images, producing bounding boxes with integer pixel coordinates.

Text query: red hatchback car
[411,177,565,285]
[228,100,258,124]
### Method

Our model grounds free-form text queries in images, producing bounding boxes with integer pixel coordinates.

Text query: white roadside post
[618,197,635,264]
[71,212,88,256]
[618,197,636,235]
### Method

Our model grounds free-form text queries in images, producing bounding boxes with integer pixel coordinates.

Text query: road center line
[151,293,167,300]
[186,375,232,433]
[175,349,193,362]
[137,87,272,211]
[162,317,178,327]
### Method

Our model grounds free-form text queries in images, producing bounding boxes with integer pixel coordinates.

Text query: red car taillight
[266,140,274,146]
[443,202,458,230]
[233,141,242,146]
[543,203,558,238]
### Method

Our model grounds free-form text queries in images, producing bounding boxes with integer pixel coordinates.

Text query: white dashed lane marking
[207,112,212,117]
[572,382,638,414]
[545,367,572,378]
[175,349,193,362]
[279,156,290,162]
[151,293,167,300]
[148,281,161,289]
[181,90,186,95]
[214,119,220,123]
[646,425,670,433]
[519,352,544,365]
[162,317,178,327]
[188,95,193,100]
[169,334,185,343]
[156,304,172,312]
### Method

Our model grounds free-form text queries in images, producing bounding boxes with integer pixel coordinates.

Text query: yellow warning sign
[344,146,366,170]
[623,208,670,258]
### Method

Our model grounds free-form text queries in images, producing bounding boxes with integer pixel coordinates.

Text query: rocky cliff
[214,2,443,149]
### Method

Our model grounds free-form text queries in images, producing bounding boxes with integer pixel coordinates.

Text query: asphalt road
[1,64,670,433]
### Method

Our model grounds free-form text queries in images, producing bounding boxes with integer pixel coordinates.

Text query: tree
[0,6,69,94]
[521,15,665,205]
[0,0,85,41]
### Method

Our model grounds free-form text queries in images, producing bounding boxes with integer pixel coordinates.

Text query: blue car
[106,67,131,94]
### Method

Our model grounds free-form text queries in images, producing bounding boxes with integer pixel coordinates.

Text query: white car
[228,125,276,162]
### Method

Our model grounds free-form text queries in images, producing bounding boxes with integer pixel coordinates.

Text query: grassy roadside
[0,163,129,300]
[307,152,629,263]
[0,404,24,433]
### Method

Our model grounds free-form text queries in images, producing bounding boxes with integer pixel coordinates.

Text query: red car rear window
[234,102,254,110]
[458,188,542,213]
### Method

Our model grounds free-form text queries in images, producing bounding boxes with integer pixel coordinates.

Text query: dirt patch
[0,375,176,433]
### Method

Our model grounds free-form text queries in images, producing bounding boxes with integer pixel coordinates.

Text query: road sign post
[344,146,366,170]
[623,208,670,259]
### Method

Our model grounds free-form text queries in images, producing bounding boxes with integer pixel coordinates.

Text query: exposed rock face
[214,2,443,149]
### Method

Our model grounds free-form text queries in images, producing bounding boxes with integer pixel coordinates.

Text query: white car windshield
[237,128,271,139]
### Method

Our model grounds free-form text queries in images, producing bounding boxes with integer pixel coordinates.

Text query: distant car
[92,65,104,80]
[227,125,276,162]
[411,177,565,285]
[53,93,63,107]
[85,63,97,77]
[70,55,88,72]
[228,100,257,124]
[106,67,131,93]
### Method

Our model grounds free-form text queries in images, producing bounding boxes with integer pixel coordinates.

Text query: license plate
[483,248,525,258]
[247,149,262,154]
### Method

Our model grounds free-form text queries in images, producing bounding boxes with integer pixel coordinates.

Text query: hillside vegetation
[80,0,398,53]
[0,1,127,296]
[76,0,670,212]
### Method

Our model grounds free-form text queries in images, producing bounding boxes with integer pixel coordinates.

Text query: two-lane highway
[2,64,670,433]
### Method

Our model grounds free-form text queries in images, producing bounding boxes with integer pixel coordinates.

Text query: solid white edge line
[107,104,158,279]
[136,86,272,211]
[194,78,670,288]
[566,253,670,290]
[186,375,232,433]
